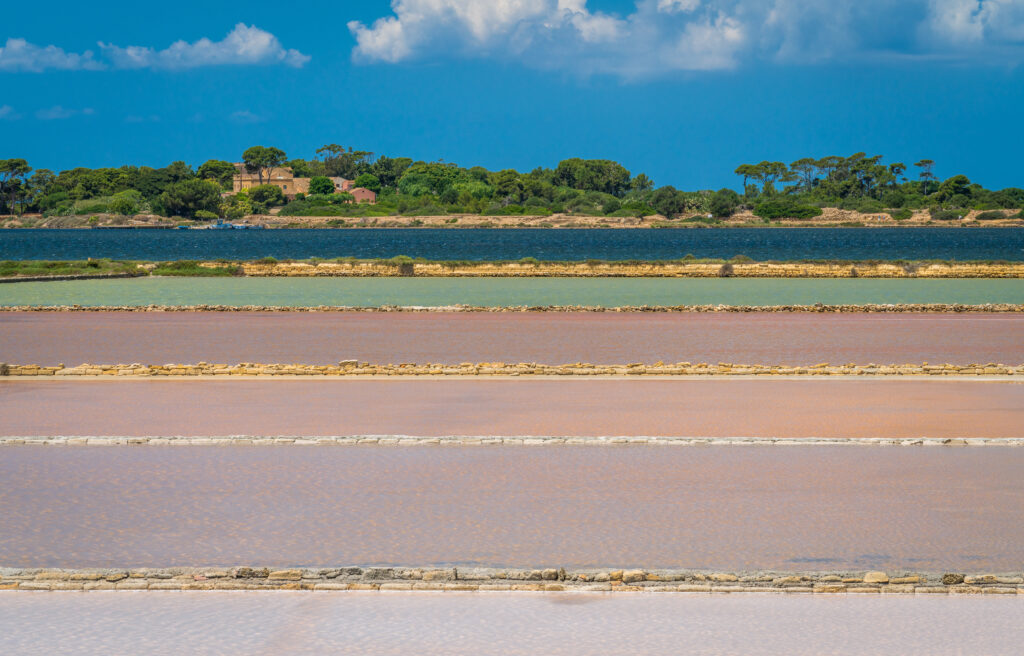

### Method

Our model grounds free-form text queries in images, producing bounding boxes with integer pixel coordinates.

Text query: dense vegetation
[1,150,1022,221]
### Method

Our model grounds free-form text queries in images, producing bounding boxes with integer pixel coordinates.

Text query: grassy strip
[149,260,241,277]
[0,259,144,278]
[2,256,1021,279]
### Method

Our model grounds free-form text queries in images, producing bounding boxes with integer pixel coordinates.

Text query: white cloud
[0,24,309,73]
[100,24,310,70]
[0,38,103,72]
[35,106,95,120]
[924,0,1024,46]
[229,110,266,123]
[0,105,20,120]
[349,0,1024,76]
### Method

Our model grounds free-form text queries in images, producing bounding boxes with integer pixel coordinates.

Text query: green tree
[789,158,818,192]
[554,158,632,196]
[650,186,687,218]
[935,174,971,203]
[914,159,936,195]
[242,146,287,185]
[157,179,222,218]
[734,164,759,194]
[630,173,654,192]
[370,156,412,189]
[0,159,32,214]
[709,188,740,217]
[489,169,525,203]
[308,176,336,195]
[197,160,237,191]
[353,173,382,193]
[316,144,374,179]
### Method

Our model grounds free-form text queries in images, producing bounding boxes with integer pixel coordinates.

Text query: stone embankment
[4,303,1023,313]
[235,260,1024,278]
[2,567,1022,594]
[4,436,1021,447]
[4,361,1021,378]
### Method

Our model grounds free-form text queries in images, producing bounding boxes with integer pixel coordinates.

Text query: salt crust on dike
[5,261,1024,281]
[2,567,1023,594]
[4,304,1022,313]
[3,436,1023,447]
[3,362,1022,378]
[233,261,1024,278]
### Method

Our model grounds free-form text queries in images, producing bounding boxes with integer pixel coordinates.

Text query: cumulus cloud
[348,0,1024,76]
[924,0,1024,46]
[35,106,95,120]
[0,38,103,72]
[100,24,310,70]
[0,24,308,73]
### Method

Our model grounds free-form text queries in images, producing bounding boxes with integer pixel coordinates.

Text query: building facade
[230,164,376,203]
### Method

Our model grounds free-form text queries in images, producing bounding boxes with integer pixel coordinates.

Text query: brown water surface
[4,311,1023,365]
[2,379,1022,438]
[1,593,1021,656]
[1,446,1022,570]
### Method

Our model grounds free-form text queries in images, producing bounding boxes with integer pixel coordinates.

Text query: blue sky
[2,0,1023,190]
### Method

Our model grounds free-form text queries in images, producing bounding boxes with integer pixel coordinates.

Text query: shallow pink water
[4,311,1023,365]
[3,379,1022,438]
[2,446,1022,570]
[2,593,1021,656]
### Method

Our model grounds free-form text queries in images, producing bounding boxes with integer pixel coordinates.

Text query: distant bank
[3,207,1023,230]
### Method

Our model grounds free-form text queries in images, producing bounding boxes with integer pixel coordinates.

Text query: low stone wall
[2,566,1021,594]
[4,361,1022,378]
[3,436,1022,447]
[4,303,1022,313]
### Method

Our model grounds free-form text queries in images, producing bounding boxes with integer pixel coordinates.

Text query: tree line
[1,149,1021,221]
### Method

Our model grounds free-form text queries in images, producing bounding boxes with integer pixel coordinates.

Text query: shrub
[718,263,734,277]
[890,208,913,221]
[753,199,822,220]
[855,198,885,213]
[930,208,963,221]
[108,195,138,216]
[731,254,754,263]
[194,210,219,221]
[388,255,415,276]
[248,184,286,206]
[681,254,696,262]
[254,256,278,265]
[975,210,1006,221]
[882,190,906,208]
[519,257,540,266]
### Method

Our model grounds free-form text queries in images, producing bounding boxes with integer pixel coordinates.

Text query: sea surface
[3,227,1024,261]
[2,446,1023,570]
[3,593,1021,656]
[5,311,1024,366]
[4,277,1024,307]
[4,379,1022,438]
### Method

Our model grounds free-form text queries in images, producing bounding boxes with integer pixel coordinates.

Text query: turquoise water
[2,277,1023,307]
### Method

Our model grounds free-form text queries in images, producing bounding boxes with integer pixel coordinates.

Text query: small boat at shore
[200,221,266,230]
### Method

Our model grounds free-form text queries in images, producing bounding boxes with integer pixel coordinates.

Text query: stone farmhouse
[230,164,377,203]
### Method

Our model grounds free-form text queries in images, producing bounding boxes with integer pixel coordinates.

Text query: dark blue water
[3,228,1024,261]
